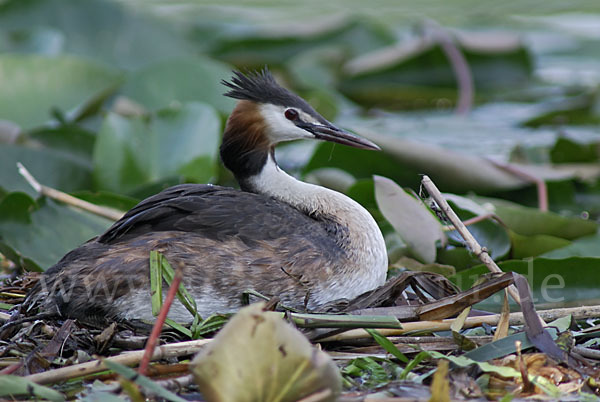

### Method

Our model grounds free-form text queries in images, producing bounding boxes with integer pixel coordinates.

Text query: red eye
[284,109,298,120]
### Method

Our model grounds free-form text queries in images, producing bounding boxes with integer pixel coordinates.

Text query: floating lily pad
[522,92,600,127]
[0,192,112,271]
[541,232,600,259]
[93,102,221,195]
[550,137,599,164]
[121,57,236,114]
[489,203,597,240]
[509,231,571,259]
[0,54,122,130]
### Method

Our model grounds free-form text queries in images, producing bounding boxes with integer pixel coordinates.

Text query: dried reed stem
[17,162,124,221]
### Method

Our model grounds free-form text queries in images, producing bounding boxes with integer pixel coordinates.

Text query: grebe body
[25,69,388,323]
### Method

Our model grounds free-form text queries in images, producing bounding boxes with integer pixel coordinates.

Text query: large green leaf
[522,92,600,127]
[0,144,93,198]
[93,102,221,195]
[541,232,600,259]
[449,257,600,309]
[509,231,571,259]
[549,136,599,163]
[0,192,112,271]
[0,54,122,130]
[121,57,236,114]
[491,204,597,240]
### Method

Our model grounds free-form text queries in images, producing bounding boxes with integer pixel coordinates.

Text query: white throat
[246,155,388,299]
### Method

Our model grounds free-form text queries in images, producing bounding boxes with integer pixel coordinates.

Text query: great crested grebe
[24,68,388,324]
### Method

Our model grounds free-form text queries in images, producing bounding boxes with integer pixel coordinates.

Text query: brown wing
[97,184,341,254]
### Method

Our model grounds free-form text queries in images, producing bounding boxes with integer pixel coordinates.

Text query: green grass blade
[195,314,231,336]
[149,250,163,316]
[366,328,409,363]
[190,313,201,338]
[160,256,199,317]
[150,251,203,338]
[164,318,192,338]
[400,350,429,379]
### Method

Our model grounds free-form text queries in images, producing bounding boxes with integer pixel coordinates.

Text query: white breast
[248,155,388,302]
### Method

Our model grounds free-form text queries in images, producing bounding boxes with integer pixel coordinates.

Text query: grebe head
[220,68,379,183]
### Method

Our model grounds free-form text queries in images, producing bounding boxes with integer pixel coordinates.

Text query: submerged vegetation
[1,0,600,400]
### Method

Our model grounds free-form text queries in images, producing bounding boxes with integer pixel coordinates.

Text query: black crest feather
[222,67,323,120]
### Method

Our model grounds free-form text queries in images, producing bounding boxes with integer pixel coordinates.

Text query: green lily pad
[0,54,122,130]
[0,26,64,55]
[392,256,456,277]
[490,204,597,240]
[0,192,112,271]
[549,137,599,164]
[522,92,600,127]
[121,57,236,114]
[541,232,600,259]
[346,179,379,214]
[93,102,221,195]
[304,167,356,193]
[303,141,423,190]
[446,219,511,261]
[510,231,571,259]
